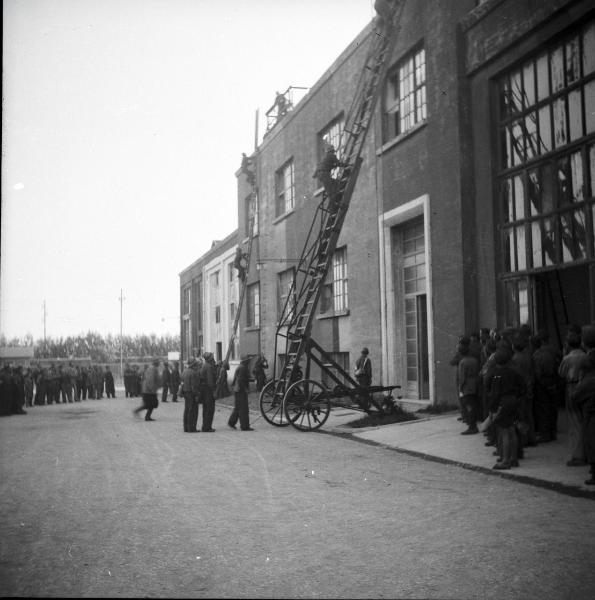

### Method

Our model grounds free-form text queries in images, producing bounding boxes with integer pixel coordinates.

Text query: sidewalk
[320,406,595,499]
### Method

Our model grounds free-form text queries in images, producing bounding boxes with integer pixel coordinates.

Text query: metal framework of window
[385,46,427,140]
[320,246,348,314]
[246,282,260,328]
[275,160,295,217]
[496,19,595,327]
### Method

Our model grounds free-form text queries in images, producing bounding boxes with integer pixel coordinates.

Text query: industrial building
[180,0,595,408]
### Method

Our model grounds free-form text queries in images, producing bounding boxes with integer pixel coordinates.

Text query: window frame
[275,159,295,217]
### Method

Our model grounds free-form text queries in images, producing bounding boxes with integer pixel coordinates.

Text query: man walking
[133,358,160,421]
[228,355,254,431]
[170,361,181,402]
[161,361,171,403]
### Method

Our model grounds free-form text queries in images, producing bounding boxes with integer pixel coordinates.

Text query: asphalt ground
[2,394,595,599]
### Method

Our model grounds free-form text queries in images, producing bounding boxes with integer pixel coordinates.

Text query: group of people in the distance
[0,362,117,416]
[451,323,595,485]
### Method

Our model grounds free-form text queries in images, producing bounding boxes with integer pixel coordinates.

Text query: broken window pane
[566,37,580,84]
[568,89,583,141]
[550,46,565,92]
[553,97,567,148]
[570,151,584,201]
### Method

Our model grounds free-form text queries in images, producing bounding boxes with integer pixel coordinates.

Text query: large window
[275,160,295,217]
[182,286,191,315]
[497,19,595,275]
[247,283,260,328]
[385,46,427,140]
[320,247,349,314]
[277,268,295,321]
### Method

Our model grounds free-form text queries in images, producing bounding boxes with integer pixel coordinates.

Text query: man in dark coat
[104,366,116,398]
[253,354,268,392]
[313,145,348,204]
[228,355,254,431]
[199,353,217,432]
[532,333,562,443]
[181,359,200,432]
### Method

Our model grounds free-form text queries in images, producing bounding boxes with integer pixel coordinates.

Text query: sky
[1,0,376,340]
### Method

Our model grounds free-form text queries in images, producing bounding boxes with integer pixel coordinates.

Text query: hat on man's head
[240,354,251,362]
[361,347,369,355]
[203,352,214,361]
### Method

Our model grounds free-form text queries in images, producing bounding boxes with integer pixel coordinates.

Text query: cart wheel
[259,379,290,427]
[284,379,331,431]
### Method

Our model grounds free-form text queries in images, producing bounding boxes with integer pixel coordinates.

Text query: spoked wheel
[283,379,331,431]
[259,379,291,427]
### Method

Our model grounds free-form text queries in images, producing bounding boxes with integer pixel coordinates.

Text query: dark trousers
[535,384,558,441]
[162,385,169,402]
[106,382,116,398]
[135,393,157,419]
[61,383,73,403]
[200,387,215,430]
[229,391,250,430]
[462,393,478,428]
[183,393,198,432]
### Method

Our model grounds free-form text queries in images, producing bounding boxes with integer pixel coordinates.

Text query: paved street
[1,396,595,599]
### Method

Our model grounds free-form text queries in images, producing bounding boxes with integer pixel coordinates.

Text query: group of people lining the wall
[0,362,118,415]
[451,323,595,485]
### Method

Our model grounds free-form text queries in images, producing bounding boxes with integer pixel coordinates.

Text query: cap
[361,347,369,355]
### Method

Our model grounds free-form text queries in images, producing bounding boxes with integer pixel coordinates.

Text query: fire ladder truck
[258,1,405,431]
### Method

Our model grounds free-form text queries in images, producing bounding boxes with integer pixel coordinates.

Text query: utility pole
[119,289,125,382]
[43,300,47,342]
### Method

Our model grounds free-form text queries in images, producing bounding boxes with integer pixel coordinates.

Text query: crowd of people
[0,362,118,415]
[451,323,595,485]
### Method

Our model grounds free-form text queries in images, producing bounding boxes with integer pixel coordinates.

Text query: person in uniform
[313,145,349,205]
[228,355,254,431]
[199,352,217,432]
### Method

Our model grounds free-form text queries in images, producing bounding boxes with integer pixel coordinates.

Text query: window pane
[570,151,584,201]
[566,37,580,84]
[501,127,512,168]
[538,105,552,153]
[519,280,529,326]
[590,145,595,197]
[516,226,527,270]
[550,45,565,92]
[586,80,595,135]
[568,88,583,141]
[502,179,513,222]
[528,169,541,216]
[514,175,525,219]
[510,70,523,113]
[504,228,515,271]
[553,97,567,148]
[525,113,538,159]
[557,155,571,205]
[523,62,536,107]
[512,120,524,165]
[536,53,550,101]
[583,20,595,76]
[532,221,543,268]
[543,217,556,265]
[561,210,587,262]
